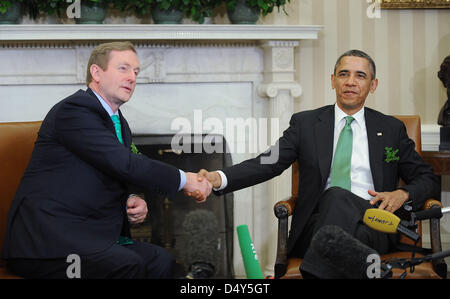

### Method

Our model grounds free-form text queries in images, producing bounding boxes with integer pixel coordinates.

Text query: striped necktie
[330,116,355,191]
[110,115,123,144]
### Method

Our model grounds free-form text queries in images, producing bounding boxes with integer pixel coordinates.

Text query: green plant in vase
[0,0,24,23]
[188,0,221,24]
[111,0,152,17]
[224,0,290,24]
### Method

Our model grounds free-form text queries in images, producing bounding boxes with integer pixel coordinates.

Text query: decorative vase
[0,2,21,24]
[227,0,260,24]
[76,1,107,24]
[151,7,183,24]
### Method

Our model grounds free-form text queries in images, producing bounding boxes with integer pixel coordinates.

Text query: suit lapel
[315,107,335,186]
[365,109,384,192]
[86,88,130,148]
[118,110,131,148]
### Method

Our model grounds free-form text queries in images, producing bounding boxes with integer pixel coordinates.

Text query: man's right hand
[183,172,212,203]
[197,169,222,189]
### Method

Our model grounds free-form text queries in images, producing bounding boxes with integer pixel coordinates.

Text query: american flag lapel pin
[377,132,383,136]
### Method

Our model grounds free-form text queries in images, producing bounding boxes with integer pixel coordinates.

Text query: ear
[90,64,102,83]
[369,78,378,93]
[331,74,336,90]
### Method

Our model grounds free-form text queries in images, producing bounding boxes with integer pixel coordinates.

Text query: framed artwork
[375,0,450,9]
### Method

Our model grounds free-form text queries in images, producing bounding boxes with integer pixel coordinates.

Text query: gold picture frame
[377,0,450,9]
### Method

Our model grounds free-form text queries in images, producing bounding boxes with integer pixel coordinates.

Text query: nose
[127,70,136,83]
[345,74,357,86]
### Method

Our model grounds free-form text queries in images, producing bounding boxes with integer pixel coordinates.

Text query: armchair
[0,121,42,279]
[274,115,447,279]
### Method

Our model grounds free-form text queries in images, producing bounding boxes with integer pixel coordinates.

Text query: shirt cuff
[214,170,228,191]
[178,170,186,191]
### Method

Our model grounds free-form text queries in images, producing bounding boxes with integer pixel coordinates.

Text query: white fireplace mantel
[0,24,322,42]
[0,24,322,278]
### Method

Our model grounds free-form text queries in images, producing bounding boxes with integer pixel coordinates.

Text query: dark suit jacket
[217,105,439,255]
[2,89,181,259]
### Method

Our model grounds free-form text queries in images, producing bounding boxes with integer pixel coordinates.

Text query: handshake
[182,169,222,203]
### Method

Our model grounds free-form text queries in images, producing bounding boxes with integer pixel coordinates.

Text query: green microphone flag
[236,224,264,279]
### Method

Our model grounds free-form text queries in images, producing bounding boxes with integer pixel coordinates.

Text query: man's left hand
[127,195,148,224]
[368,189,409,213]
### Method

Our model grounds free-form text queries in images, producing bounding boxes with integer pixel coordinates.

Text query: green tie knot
[344,116,354,128]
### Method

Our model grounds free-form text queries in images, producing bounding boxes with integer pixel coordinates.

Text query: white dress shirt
[325,105,374,200]
[216,104,375,200]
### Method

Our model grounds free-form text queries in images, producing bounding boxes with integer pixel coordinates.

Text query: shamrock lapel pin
[384,147,399,163]
[131,143,141,154]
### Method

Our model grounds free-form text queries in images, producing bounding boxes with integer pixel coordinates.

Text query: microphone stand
[383,249,450,279]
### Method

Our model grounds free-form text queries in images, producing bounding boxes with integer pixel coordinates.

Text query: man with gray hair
[2,42,212,278]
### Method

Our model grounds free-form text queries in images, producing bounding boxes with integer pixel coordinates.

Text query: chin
[339,100,364,111]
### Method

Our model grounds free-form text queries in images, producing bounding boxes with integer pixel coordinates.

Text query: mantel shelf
[0,24,322,43]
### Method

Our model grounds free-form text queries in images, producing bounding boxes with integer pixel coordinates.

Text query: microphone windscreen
[310,225,378,279]
[363,208,401,233]
[182,209,220,273]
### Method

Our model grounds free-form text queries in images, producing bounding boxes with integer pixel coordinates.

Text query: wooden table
[423,151,450,176]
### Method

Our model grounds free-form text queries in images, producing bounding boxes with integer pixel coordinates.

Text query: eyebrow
[338,69,368,77]
[119,62,140,72]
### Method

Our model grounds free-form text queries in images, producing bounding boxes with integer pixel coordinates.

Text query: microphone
[363,209,420,242]
[182,209,220,279]
[309,225,388,279]
[236,225,264,279]
[412,206,450,221]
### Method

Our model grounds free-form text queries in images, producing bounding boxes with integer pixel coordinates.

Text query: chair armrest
[422,199,447,279]
[422,199,443,210]
[274,196,298,219]
[273,196,297,278]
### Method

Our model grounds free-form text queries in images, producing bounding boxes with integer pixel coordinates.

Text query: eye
[118,65,129,72]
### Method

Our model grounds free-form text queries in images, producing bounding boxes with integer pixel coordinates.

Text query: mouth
[121,86,132,93]
[343,90,358,96]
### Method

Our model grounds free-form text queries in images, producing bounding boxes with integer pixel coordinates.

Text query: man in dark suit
[198,50,440,278]
[2,42,212,279]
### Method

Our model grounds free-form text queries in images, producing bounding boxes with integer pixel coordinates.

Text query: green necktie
[111,115,133,246]
[330,116,355,191]
[111,115,123,144]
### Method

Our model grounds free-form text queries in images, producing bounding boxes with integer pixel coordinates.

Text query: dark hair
[334,49,376,80]
[438,55,450,88]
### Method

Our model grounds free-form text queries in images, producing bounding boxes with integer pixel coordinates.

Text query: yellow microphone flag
[363,209,401,234]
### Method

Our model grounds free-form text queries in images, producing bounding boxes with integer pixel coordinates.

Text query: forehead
[108,50,139,65]
[336,56,371,73]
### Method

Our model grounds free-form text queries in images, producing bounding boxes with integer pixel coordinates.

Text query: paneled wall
[262,0,450,125]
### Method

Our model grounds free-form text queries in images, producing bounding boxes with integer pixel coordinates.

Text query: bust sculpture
[437,55,450,126]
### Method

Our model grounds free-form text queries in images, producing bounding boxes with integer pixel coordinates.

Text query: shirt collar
[334,104,365,128]
[91,90,119,117]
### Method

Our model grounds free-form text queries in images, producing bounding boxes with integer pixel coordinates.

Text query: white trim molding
[0,24,323,43]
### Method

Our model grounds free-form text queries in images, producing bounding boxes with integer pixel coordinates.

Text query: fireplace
[130,134,234,278]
